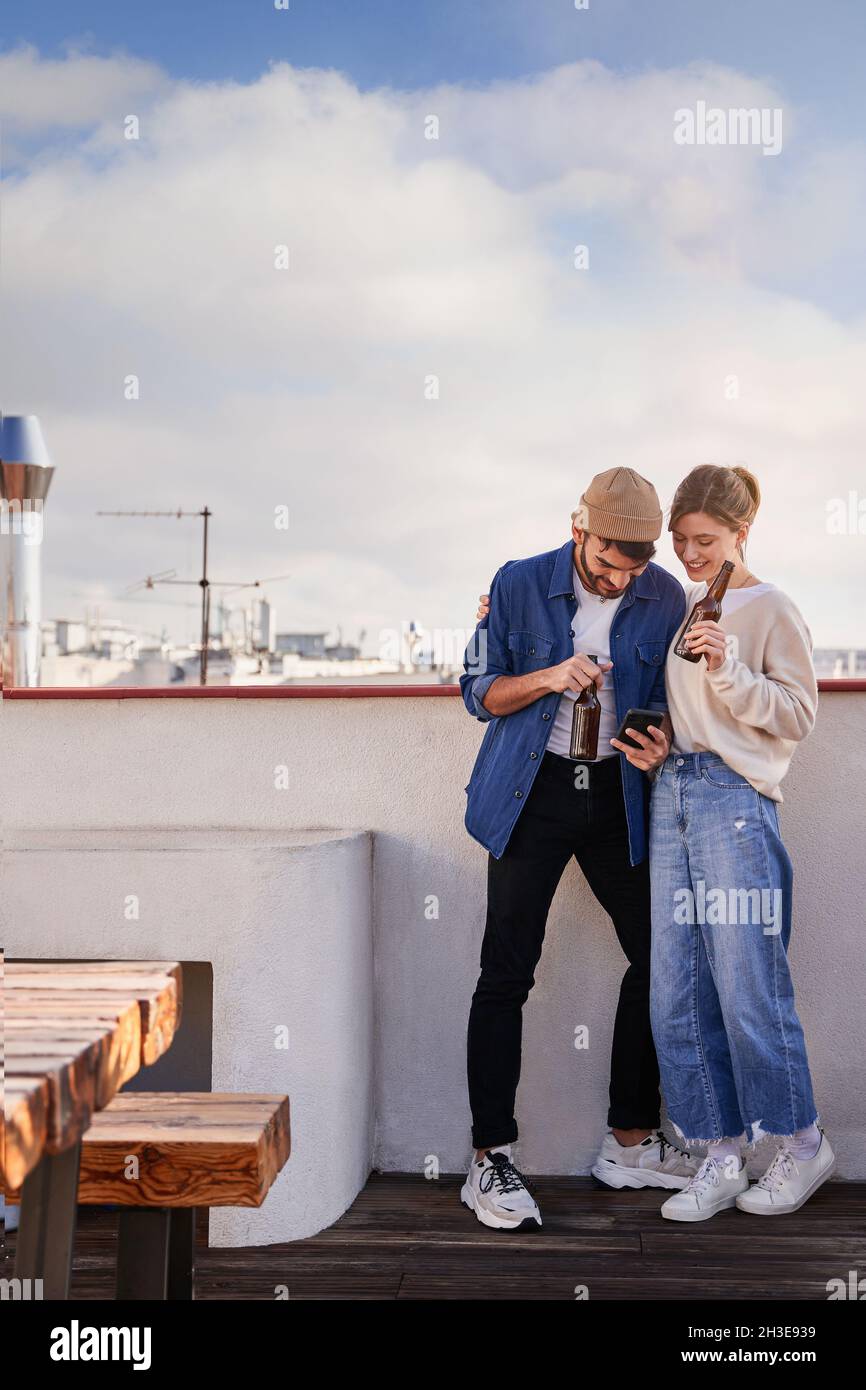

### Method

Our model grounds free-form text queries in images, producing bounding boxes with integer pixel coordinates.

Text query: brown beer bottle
[570,654,601,759]
[674,560,735,662]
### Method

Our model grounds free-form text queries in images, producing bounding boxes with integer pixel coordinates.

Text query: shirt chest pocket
[508,630,554,671]
[636,639,667,684]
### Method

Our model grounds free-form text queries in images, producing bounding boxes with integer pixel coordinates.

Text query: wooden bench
[4,960,184,1298]
[9,1091,291,1300]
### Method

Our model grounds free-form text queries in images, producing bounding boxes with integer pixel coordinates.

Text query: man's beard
[578,538,630,600]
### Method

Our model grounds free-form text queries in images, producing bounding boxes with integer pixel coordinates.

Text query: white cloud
[0,43,169,134]
[1,48,864,648]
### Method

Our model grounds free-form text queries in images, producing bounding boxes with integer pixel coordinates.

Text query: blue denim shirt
[460,538,686,865]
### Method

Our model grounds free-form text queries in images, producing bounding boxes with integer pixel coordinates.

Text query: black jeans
[467,749,661,1150]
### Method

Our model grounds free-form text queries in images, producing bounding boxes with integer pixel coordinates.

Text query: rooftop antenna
[97,508,214,684]
[98,505,293,683]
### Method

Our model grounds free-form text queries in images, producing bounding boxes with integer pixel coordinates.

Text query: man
[459,467,698,1230]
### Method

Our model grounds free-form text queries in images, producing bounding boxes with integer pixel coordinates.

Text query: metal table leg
[116,1209,171,1300]
[167,1208,196,1300]
[14,1140,82,1300]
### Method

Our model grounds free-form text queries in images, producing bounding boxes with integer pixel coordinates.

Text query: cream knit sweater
[664,581,818,801]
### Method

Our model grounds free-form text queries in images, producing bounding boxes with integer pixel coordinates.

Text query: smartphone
[613,708,665,750]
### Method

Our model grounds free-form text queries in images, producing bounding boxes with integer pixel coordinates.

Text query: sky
[1,0,865,653]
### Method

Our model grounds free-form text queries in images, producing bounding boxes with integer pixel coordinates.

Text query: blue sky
[4,2,864,317]
[1,1,865,650]
[3,0,865,113]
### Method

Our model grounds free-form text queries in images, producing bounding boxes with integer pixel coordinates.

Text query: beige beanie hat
[572,467,662,542]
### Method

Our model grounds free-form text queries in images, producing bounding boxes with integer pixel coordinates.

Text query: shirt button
[542,713,551,721]
[529,752,538,759]
[528,647,535,654]
[653,655,660,664]
[569,629,574,637]
[514,789,523,798]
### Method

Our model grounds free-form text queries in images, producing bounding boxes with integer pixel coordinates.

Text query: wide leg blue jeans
[649,752,818,1146]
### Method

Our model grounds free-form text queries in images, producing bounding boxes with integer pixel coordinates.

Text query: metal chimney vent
[0,414,55,686]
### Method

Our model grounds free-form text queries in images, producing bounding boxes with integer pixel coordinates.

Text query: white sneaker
[460,1144,542,1231]
[660,1155,749,1222]
[591,1130,701,1191]
[736,1132,835,1215]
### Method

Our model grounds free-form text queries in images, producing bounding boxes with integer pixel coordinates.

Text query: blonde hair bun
[730,465,761,520]
[669,463,760,532]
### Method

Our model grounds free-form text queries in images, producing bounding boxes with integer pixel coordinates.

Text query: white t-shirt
[718,581,776,611]
[546,564,623,759]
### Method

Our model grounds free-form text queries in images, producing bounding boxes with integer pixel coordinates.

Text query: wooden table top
[2,960,183,1191]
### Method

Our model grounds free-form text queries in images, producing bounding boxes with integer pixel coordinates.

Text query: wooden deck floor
[7,1173,866,1300]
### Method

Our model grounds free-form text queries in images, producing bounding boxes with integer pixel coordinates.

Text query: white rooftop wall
[2,690,864,1229]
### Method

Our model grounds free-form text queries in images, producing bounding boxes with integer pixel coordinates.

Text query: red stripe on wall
[1,683,461,698]
[2,680,864,698]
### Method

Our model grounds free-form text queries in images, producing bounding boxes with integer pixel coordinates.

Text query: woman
[623,464,833,1221]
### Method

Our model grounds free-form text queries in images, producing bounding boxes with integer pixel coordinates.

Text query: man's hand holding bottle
[475,592,610,694]
[473,590,669,770]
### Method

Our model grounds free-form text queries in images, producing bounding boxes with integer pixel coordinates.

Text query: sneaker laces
[757,1146,798,1192]
[656,1131,692,1164]
[480,1152,535,1199]
[683,1156,721,1196]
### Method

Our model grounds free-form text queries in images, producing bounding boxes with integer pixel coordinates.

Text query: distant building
[274,632,329,658]
[53,619,89,654]
[250,598,277,654]
[813,649,866,678]
[45,617,141,661]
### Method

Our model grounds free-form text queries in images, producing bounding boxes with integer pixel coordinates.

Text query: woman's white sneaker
[660,1155,749,1222]
[736,1133,835,1215]
[460,1145,542,1230]
[591,1130,701,1190]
